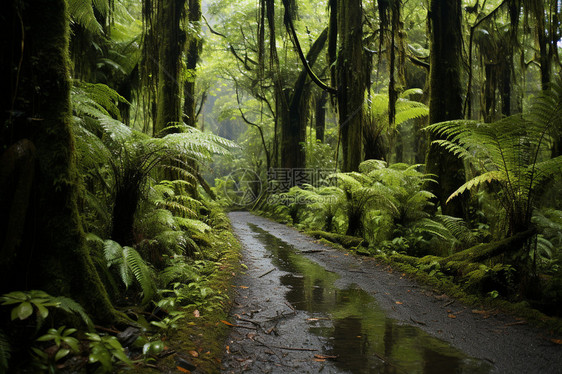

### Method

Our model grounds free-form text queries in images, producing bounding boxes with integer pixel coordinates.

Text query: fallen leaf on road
[176,366,190,373]
[315,354,338,359]
[189,350,199,358]
[550,339,562,345]
[448,314,456,319]
[314,358,326,362]
[221,320,234,326]
[239,286,249,289]
[395,301,403,305]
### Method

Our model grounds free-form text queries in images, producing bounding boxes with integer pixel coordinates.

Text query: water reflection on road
[249,223,491,373]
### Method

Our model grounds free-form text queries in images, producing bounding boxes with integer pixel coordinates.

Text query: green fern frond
[52,296,94,330]
[435,215,479,247]
[123,246,155,304]
[395,100,429,125]
[67,0,103,34]
[359,159,387,173]
[160,260,201,286]
[400,88,424,99]
[174,217,211,233]
[414,218,457,242]
[447,170,506,203]
[0,330,10,373]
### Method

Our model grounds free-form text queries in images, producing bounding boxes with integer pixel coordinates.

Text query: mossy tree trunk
[280,28,328,171]
[155,0,186,136]
[0,0,117,323]
[315,91,328,142]
[425,0,465,217]
[335,0,365,172]
[183,0,201,128]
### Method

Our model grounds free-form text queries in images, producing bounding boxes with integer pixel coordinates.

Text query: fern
[68,0,104,34]
[52,296,94,330]
[426,76,562,235]
[0,330,10,373]
[103,240,155,304]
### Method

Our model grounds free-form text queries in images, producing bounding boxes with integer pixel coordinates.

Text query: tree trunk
[183,0,202,128]
[155,0,186,135]
[0,0,117,323]
[425,0,465,217]
[336,0,365,172]
[280,28,329,171]
[315,91,328,142]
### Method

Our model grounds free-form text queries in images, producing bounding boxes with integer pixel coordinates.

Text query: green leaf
[35,303,50,320]
[55,348,70,362]
[14,302,33,320]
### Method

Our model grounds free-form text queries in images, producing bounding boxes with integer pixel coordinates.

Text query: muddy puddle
[248,223,491,373]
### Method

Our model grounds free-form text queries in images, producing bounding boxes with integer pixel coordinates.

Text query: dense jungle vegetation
[0,0,561,372]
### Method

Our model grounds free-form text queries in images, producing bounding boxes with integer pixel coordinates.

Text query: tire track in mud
[221,212,562,373]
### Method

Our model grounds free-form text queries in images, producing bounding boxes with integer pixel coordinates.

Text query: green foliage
[0,291,93,330]
[101,238,156,304]
[86,332,133,373]
[426,76,562,235]
[32,326,80,371]
[150,310,186,332]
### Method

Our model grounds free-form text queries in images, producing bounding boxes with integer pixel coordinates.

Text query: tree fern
[426,76,562,235]
[67,0,104,34]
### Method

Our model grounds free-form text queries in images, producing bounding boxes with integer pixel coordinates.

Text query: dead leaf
[315,354,338,360]
[176,367,191,373]
[239,286,249,289]
[395,301,403,305]
[314,358,326,362]
[307,318,320,322]
[189,350,199,358]
[220,320,234,327]
[226,345,230,354]
[193,309,200,318]
[246,333,256,340]
[448,314,456,319]
[550,339,562,345]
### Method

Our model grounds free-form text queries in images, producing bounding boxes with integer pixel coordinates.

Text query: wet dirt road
[221,212,562,373]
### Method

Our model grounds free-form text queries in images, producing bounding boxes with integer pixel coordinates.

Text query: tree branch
[281,0,337,94]
[235,86,271,170]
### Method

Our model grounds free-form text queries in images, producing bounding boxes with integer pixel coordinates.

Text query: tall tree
[334,0,366,172]
[280,0,329,170]
[155,0,187,135]
[184,0,202,128]
[425,0,465,217]
[0,0,117,323]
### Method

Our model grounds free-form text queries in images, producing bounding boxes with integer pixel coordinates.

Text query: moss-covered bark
[183,0,202,128]
[335,0,365,172]
[155,0,186,135]
[0,0,118,323]
[315,91,328,142]
[425,0,465,217]
[280,28,328,171]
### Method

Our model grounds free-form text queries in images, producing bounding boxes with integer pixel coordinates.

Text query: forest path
[221,212,562,373]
